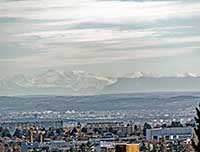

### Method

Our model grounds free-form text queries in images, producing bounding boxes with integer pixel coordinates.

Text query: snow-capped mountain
[103,74,200,94]
[124,72,161,78]
[0,70,117,95]
[1,70,200,95]
[175,72,199,78]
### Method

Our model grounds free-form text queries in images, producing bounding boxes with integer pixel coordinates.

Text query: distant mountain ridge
[103,77,200,94]
[0,70,117,95]
[0,92,199,113]
[1,70,200,95]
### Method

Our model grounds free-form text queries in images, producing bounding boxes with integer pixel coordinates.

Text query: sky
[0,0,200,77]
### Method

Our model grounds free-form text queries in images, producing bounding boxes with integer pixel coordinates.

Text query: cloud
[0,0,200,75]
[1,0,200,22]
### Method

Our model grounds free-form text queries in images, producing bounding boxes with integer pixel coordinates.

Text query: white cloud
[1,0,200,22]
[0,0,200,75]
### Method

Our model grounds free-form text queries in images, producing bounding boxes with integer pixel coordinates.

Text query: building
[146,127,193,142]
[100,141,115,152]
[0,119,63,133]
[126,144,140,152]
[115,143,140,152]
[86,121,136,137]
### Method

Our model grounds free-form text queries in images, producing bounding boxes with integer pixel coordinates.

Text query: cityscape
[0,93,199,151]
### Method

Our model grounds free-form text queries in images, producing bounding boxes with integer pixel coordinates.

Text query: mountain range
[1,70,200,95]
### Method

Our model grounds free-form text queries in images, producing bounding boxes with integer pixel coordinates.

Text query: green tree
[143,122,151,136]
[192,104,200,151]
[2,128,11,138]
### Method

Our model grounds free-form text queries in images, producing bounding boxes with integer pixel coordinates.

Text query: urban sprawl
[0,108,199,152]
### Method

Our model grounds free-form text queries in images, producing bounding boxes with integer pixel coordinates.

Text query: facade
[100,142,140,152]
[0,119,63,132]
[87,122,136,137]
[146,127,193,142]
[126,144,140,152]
[115,144,126,152]
[115,143,140,152]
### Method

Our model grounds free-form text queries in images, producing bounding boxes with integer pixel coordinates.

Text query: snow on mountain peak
[176,72,199,78]
[124,72,161,78]
[0,70,117,94]
[1,70,200,95]
[124,72,200,78]
[72,70,86,74]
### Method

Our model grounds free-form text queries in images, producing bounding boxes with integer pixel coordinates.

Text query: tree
[13,128,22,138]
[56,128,64,136]
[81,127,87,134]
[85,142,95,152]
[192,104,200,151]
[171,121,183,128]
[143,122,151,136]
[2,128,11,138]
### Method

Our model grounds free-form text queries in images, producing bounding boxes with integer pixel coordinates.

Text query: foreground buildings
[146,127,193,142]
[0,118,196,152]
